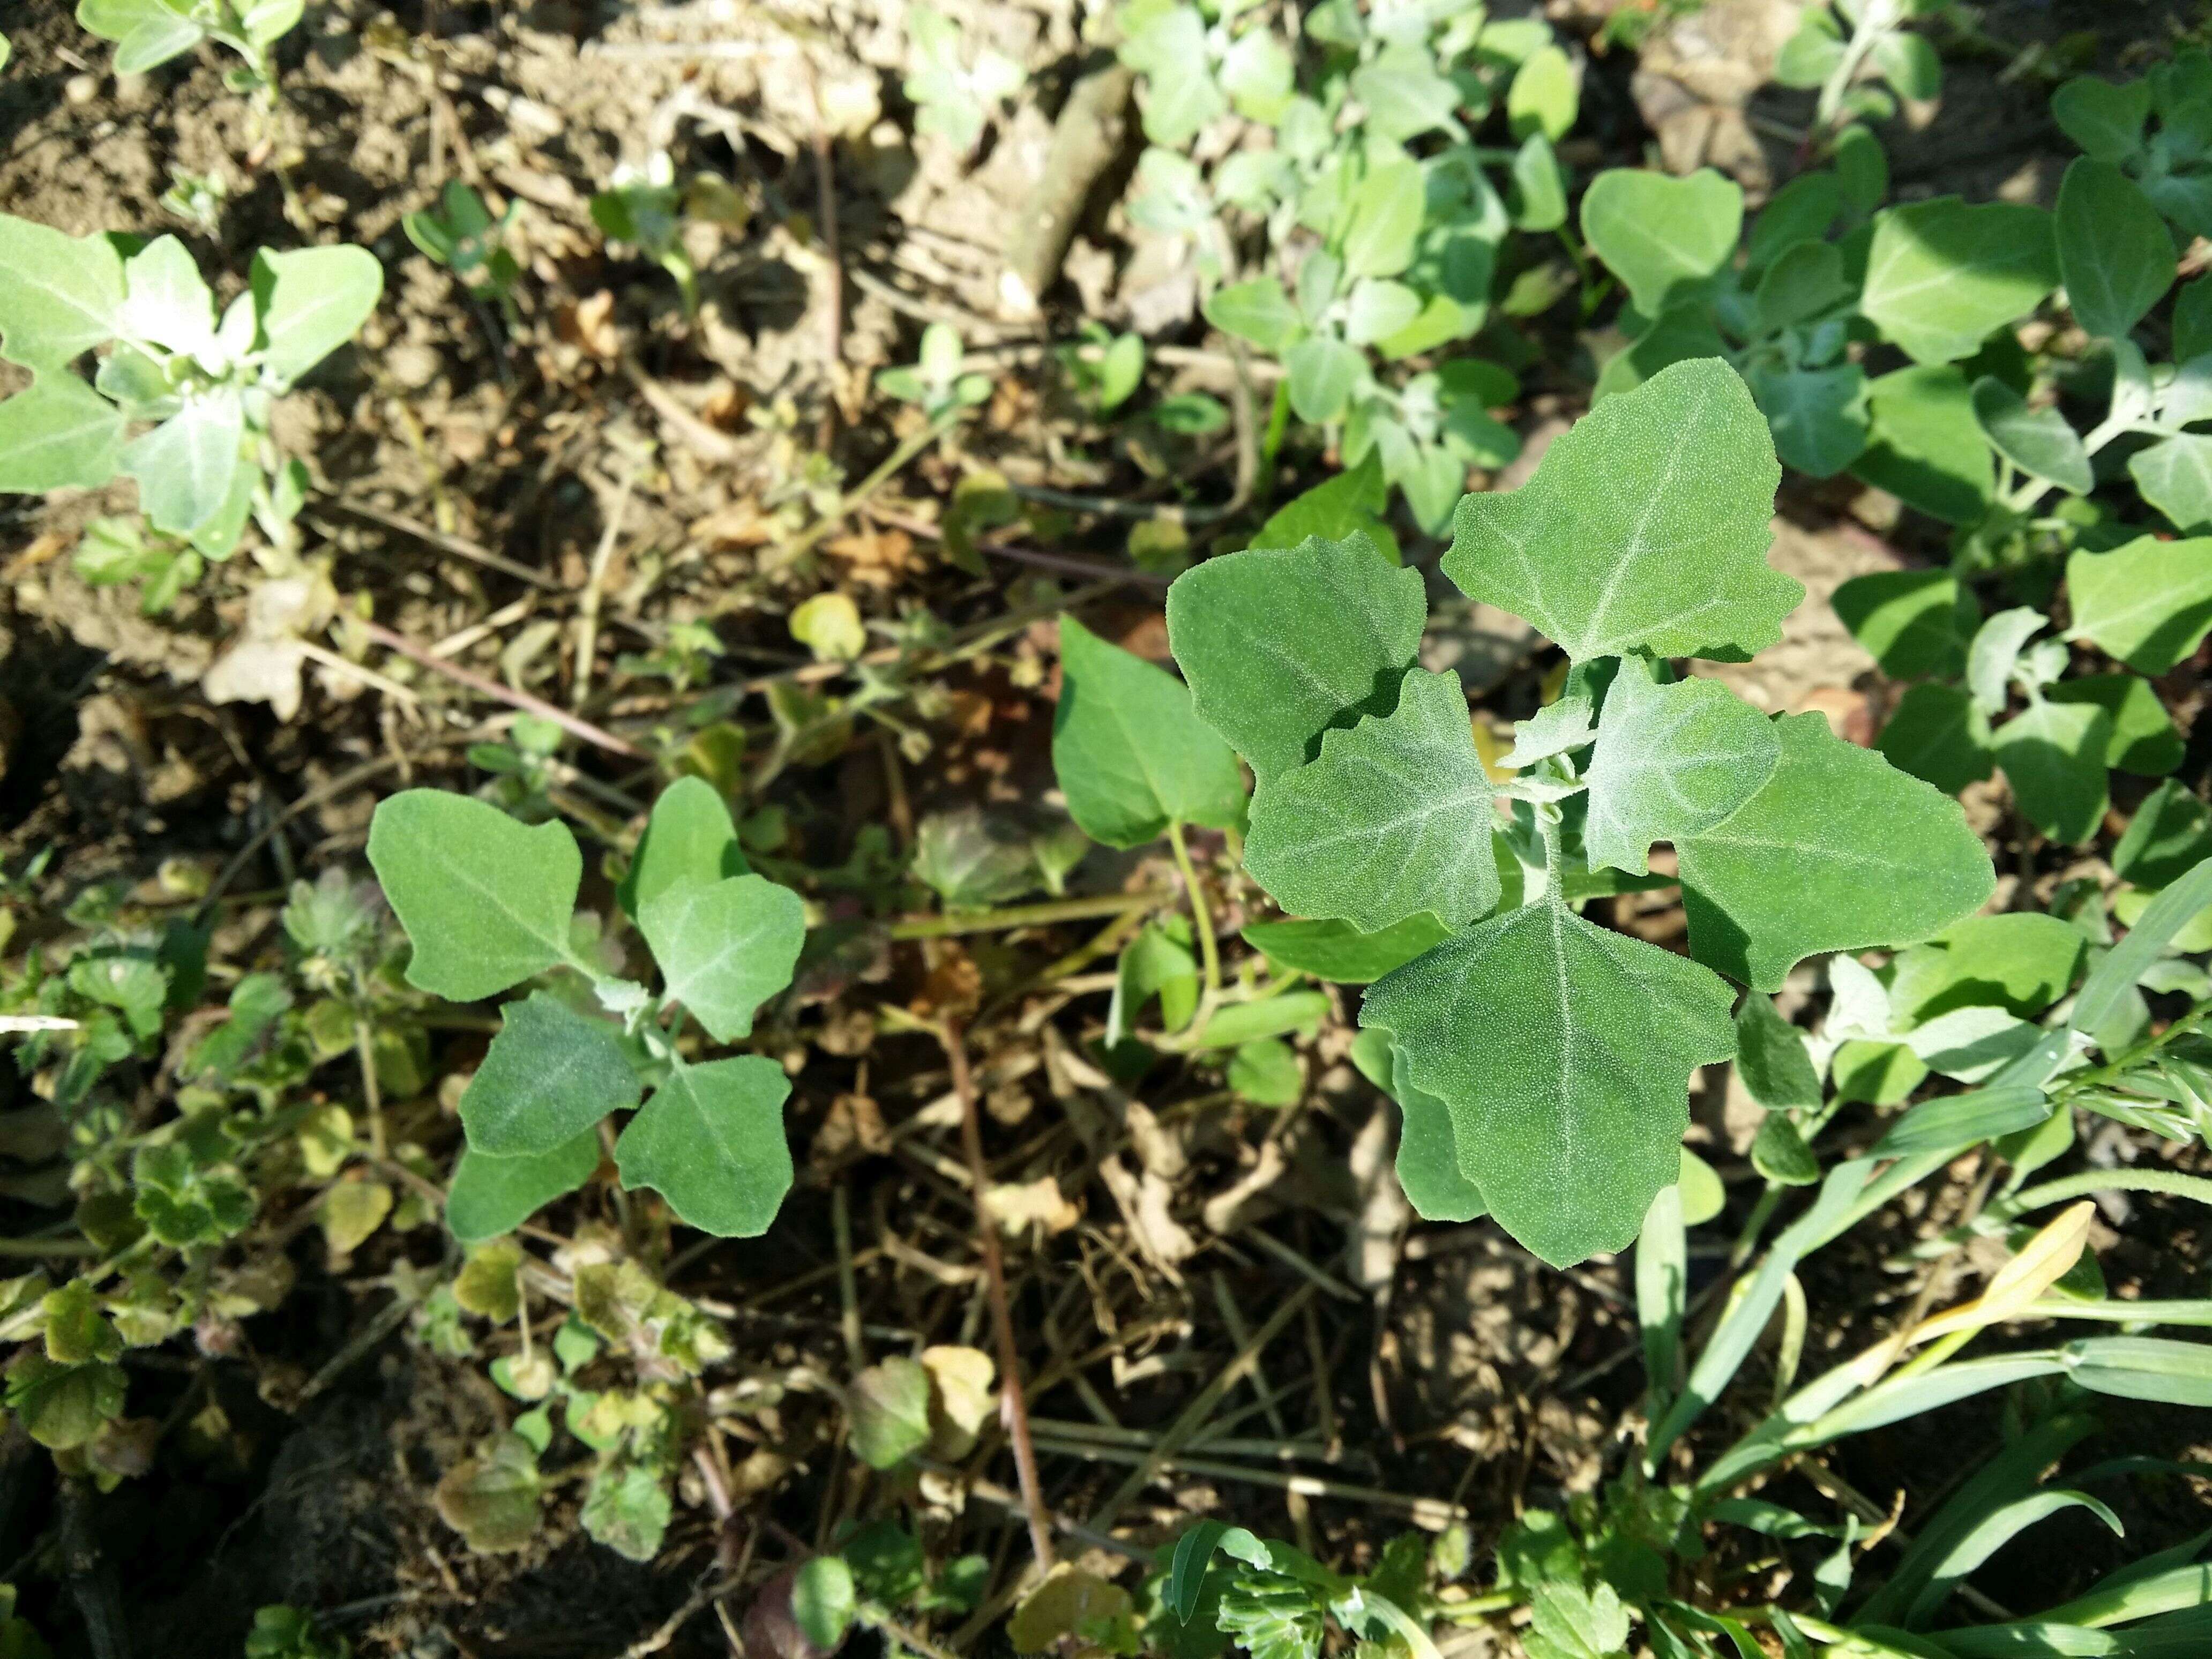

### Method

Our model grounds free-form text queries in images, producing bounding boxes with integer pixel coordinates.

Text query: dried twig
[360,619,645,759]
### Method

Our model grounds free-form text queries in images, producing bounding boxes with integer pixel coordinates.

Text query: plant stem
[769,411,959,572]
[1167,818,1223,1040]
[359,618,645,759]
[940,1015,1056,1578]
[1814,1,1892,139]
[888,889,1170,940]
[354,1014,388,1160]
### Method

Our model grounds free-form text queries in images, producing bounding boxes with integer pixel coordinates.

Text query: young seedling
[589,153,703,315]
[0,212,381,584]
[364,780,809,1244]
[76,0,302,107]
[902,4,1023,152]
[1057,359,1998,1267]
[403,180,522,322]
[1774,0,1947,146]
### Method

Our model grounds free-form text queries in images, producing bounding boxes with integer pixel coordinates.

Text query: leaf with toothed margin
[1391,1045,1485,1222]
[1444,359,1800,665]
[615,1056,794,1237]
[1361,900,1737,1267]
[1582,659,1780,876]
[1676,712,1996,991]
[1165,534,1426,785]
[1243,669,1501,934]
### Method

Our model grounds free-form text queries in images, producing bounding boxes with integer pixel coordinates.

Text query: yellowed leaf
[1909,1201,2096,1346]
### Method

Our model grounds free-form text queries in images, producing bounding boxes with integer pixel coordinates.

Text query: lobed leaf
[615,1056,794,1237]
[2066,534,2212,673]
[1166,534,1425,785]
[1859,198,2058,365]
[459,991,641,1157]
[1445,358,1800,664]
[0,373,126,492]
[0,212,126,367]
[1240,912,1454,985]
[1363,899,1737,1267]
[2055,158,2174,342]
[1052,615,1245,848]
[639,874,806,1043]
[617,775,749,921]
[367,790,583,1001]
[446,1131,602,1243]
[1243,668,1501,934]
[1677,713,1996,991]
[1580,168,1743,319]
[1582,659,1780,876]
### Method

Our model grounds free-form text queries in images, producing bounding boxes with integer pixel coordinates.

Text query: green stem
[890,889,1172,940]
[1538,811,1568,905]
[778,410,960,567]
[1167,818,1223,1042]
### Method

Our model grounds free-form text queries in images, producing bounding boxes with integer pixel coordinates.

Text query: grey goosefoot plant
[77,0,303,106]
[363,780,808,1244]
[0,210,382,607]
[1054,356,2000,1268]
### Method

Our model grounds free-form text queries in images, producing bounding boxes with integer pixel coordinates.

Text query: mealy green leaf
[639,874,805,1043]
[1734,992,1821,1110]
[1393,1044,1486,1222]
[1342,158,1424,279]
[1852,364,1996,526]
[1995,699,2112,845]
[121,387,244,536]
[1244,669,1500,933]
[367,789,583,1000]
[1363,898,1737,1267]
[1895,914,2088,1021]
[2066,534,2212,673]
[2113,778,2212,889]
[1445,358,1799,664]
[614,1056,793,1237]
[1753,240,1854,335]
[2052,74,2150,161]
[0,372,126,492]
[1677,713,1996,991]
[1052,615,1245,848]
[1832,569,1974,679]
[1582,659,1780,876]
[1250,457,1397,564]
[1968,607,2045,715]
[1748,361,1869,479]
[2056,158,2174,341]
[1166,535,1425,786]
[445,1131,602,1243]
[119,234,216,356]
[1746,173,1842,272]
[1205,278,1305,354]
[1970,377,2092,495]
[251,244,383,387]
[1241,912,1454,984]
[1580,168,1743,318]
[1859,198,2058,365]
[617,775,749,921]
[459,991,641,1157]
[2128,434,2212,531]
[1284,337,1362,424]
[0,212,126,367]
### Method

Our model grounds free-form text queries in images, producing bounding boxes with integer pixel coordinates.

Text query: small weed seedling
[1056,359,2001,1267]
[588,152,751,318]
[77,0,302,106]
[403,181,522,322]
[1775,0,1948,149]
[0,212,381,596]
[902,4,1023,152]
[365,779,809,1243]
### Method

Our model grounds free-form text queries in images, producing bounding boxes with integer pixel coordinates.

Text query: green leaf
[120,234,216,356]
[0,373,125,491]
[1167,535,1425,786]
[1284,337,1362,424]
[1508,133,1567,234]
[2176,278,2212,362]
[1596,307,1729,401]
[1523,1579,1632,1659]
[2075,856,2212,1038]
[1747,173,1843,272]
[1835,126,1889,219]
[251,245,383,386]
[1344,279,1422,347]
[1393,1045,1486,1222]
[1582,658,1781,877]
[367,789,583,1000]
[1995,698,2111,845]
[1734,992,1821,1110]
[1507,44,1576,142]
[1188,990,1329,1050]
[1580,168,1744,318]
[1751,1114,1819,1186]
[1677,712,1995,991]
[1773,13,1843,87]
[1896,914,2088,1021]
[1832,569,1974,679]
[1053,615,1245,848]
[580,1462,670,1562]
[2127,434,2212,531]
[1362,899,1737,1267]
[1220,28,1291,123]
[1342,159,1424,279]
[120,388,244,536]
[1205,278,1305,354]
[5,1353,126,1451]
[1244,669,1501,933]
[614,1056,793,1237]
[617,775,749,921]
[793,1557,858,1653]
[1216,1578,1324,1659]
[460,991,641,1157]
[445,1131,601,1243]
[1869,27,1940,99]
[847,1354,932,1469]
[639,874,805,1043]
[1228,1037,1303,1106]
[1242,912,1454,984]
[2056,159,2174,341]
[1445,358,1799,664]
[1970,377,2092,495]
[1753,241,1853,334]
[0,212,126,367]
[2113,778,2212,888]
[1859,198,2058,365]
[1748,361,1869,479]
[2060,1335,2212,1407]
[1852,364,1996,527]
[2052,75,2150,161]
[2066,534,2212,673]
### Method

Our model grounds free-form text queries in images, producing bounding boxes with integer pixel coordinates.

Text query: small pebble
[65,73,100,105]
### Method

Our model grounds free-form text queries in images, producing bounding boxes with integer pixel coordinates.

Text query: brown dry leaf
[810,1090,890,1171]
[1909,1201,2097,1346]
[558,289,619,360]
[691,499,775,548]
[983,1175,1081,1238]
[700,380,751,429]
[2,532,68,583]
[920,1343,996,1458]
[823,527,918,587]
[910,943,982,1022]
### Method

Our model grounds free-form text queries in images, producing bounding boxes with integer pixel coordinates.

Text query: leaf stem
[888,888,1171,940]
[1537,811,1569,905]
[1167,818,1223,1040]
